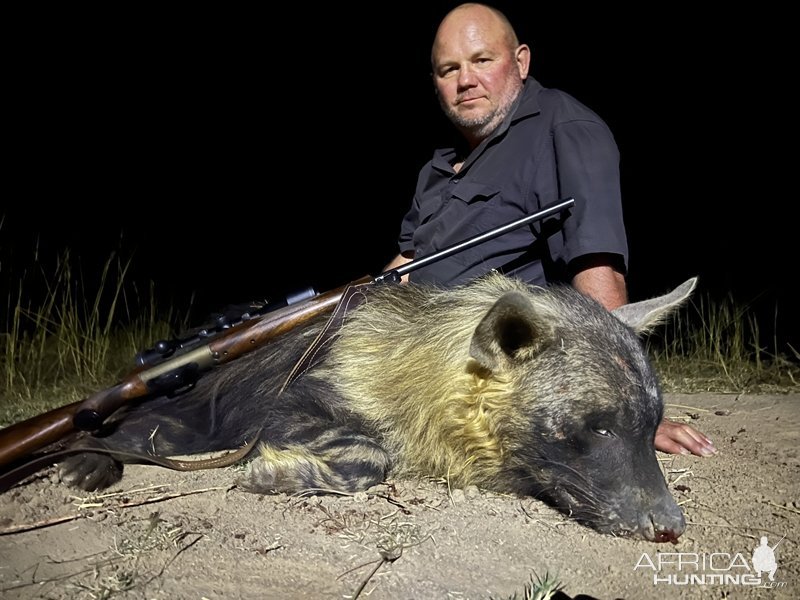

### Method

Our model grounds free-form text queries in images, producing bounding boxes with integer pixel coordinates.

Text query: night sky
[3,4,796,354]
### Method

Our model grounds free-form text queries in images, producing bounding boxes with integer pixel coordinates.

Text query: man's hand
[656,418,717,456]
[383,252,414,283]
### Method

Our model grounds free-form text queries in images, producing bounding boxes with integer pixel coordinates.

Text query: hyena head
[468,276,697,542]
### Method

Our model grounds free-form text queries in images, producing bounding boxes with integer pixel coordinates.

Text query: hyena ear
[469,291,554,371]
[612,277,698,335]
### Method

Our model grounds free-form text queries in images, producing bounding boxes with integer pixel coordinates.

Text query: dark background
[3,4,796,354]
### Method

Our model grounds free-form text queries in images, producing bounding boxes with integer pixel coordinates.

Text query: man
[385,3,715,457]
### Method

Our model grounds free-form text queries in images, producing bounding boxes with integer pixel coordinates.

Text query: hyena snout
[633,455,686,542]
[606,468,686,542]
[637,492,686,543]
[593,485,685,542]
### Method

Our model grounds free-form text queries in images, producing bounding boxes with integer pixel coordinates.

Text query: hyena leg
[57,398,233,492]
[239,424,391,494]
[58,436,125,491]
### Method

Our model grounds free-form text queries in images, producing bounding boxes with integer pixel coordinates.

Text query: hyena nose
[641,504,686,543]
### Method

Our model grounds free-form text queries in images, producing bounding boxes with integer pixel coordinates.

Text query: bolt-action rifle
[0,198,574,479]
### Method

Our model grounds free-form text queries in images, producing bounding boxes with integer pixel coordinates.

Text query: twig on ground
[144,532,205,584]
[671,469,694,485]
[0,554,127,593]
[289,486,414,514]
[765,500,800,515]
[0,486,228,536]
[664,403,712,412]
[351,555,392,599]
[70,483,170,506]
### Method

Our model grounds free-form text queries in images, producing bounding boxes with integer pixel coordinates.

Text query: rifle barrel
[388,197,574,279]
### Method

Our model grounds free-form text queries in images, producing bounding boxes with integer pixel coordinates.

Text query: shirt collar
[432,77,543,173]
[512,76,543,122]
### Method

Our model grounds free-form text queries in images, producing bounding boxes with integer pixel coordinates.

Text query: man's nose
[457,65,477,88]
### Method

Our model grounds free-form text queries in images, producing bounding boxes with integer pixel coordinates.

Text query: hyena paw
[58,453,123,491]
[235,443,389,495]
[235,455,296,494]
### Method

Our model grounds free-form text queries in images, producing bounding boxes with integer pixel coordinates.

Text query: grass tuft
[647,292,799,393]
[0,248,188,427]
[491,570,565,600]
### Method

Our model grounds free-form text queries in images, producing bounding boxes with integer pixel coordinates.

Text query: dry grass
[647,292,799,394]
[64,510,203,600]
[0,248,189,427]
[1,249,795,427]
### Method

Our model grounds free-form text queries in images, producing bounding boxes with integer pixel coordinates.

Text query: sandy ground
[0,392,797,600]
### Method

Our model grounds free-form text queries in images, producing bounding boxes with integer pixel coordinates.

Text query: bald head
[430,3,530,147]
[432,3,519,67]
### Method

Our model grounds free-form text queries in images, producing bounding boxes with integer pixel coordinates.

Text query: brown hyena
[59,272,696,542]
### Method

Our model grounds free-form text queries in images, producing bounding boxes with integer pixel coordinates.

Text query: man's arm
[569,254,627,311]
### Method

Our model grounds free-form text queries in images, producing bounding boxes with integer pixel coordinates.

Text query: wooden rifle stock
[0,383,141,470]
[0,196,574,479]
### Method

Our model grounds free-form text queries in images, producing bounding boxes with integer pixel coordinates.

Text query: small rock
[450,489,466,503]
[464,485,481,500]
[91,511,108,523]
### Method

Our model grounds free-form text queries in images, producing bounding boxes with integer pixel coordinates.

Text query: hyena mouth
[651,529,681,544]
[549,486,634,536]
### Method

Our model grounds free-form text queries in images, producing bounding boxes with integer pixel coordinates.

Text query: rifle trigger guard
[149,363,201,398]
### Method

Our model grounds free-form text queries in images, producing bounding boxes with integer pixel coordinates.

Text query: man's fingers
[655,419,717,457]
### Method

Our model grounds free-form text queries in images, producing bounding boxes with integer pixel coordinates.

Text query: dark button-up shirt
[398,77,628,287]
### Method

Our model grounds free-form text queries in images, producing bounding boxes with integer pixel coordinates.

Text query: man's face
[432,12,528,143]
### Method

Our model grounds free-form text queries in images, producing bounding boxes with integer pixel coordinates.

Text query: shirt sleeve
[398,162,432,256]
[397,191,421,255]
[552,119,629,272]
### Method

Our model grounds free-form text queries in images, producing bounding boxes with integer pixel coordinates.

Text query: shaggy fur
[59,272,696,541]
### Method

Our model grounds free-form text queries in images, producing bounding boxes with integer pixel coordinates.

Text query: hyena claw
[58,453,123,491]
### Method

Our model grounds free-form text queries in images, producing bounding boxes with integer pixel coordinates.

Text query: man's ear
[515,44,530,79]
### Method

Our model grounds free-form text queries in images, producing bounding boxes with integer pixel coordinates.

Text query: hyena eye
[593,428,613,437]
